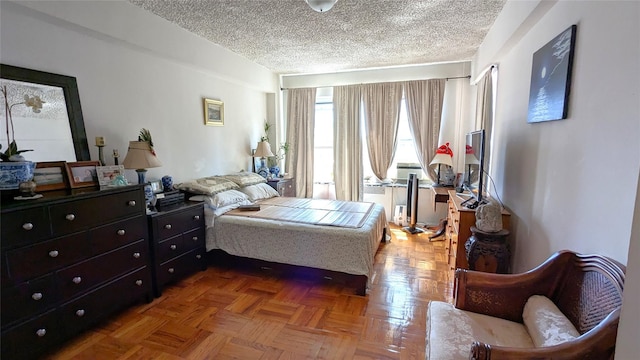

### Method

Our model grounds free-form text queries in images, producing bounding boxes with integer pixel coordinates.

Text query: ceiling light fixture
[305,0,338,12]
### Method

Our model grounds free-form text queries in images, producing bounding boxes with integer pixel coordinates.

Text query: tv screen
[463,129,485,203]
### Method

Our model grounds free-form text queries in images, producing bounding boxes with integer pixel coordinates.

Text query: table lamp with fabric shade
[254,141,274,178]
[429,142,454,187]
[122,141,162,184]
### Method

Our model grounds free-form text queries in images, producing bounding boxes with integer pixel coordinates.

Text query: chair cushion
[426,301,534,360]
[522,295,580,347]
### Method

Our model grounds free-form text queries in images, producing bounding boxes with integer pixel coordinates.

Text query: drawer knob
[75,309,85,317]
[170,244,177,250]
[168,268,175,273]
[36,328,47,337]
[117,229,125,236]
[22,222,34,230]
[66,214,76,221]
[196,254,202,260]
[192,236,198,241]
[133,252,141,259]
[128,200,136,207]
[135,280,143,286]
[72,276,82,284]
[48,250,59,258]
[193,215,200,220]
[164,224,172,230]
[32,292,43,301]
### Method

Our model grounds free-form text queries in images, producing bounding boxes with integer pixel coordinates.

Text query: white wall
[475,0,639,269]
[0,1,279,183]
[475,2,639,356]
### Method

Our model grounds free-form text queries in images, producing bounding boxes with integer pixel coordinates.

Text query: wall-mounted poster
[527,25,577,123]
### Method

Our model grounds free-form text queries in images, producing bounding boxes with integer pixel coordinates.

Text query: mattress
[205,198,387,280]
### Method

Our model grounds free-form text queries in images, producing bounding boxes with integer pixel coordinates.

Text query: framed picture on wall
[203,98,224,126]
[527,25,577,123]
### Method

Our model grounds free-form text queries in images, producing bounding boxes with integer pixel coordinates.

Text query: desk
[431,186,451,212]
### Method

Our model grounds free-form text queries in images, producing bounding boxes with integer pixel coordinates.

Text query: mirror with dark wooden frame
[1,64,90,162]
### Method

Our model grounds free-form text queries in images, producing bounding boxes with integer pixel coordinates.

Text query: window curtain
[361,82,403,182]
[475,68,494,175]
[333,85,363,201]
[285,88,317,198]
[403,79,446,182]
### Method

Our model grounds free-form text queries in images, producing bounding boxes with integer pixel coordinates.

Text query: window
[362,99,428,183]
[313,102,334,183]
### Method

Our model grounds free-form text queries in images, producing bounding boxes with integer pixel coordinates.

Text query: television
[463,129,486,204]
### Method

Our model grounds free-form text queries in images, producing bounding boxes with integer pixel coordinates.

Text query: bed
[178,173,388,295]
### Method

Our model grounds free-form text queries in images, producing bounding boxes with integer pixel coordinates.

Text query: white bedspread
[205,199,387,280]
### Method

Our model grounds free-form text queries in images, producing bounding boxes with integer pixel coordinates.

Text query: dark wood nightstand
[267,178,296,197]
[148,202,206,297]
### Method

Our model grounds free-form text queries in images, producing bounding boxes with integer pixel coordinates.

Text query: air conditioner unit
[396,163,422,182]
[394,205,406,226]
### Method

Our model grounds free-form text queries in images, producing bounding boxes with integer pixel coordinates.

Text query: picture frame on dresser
[65,160,100,188]
[34,161,69,192]
[95,165,126,188]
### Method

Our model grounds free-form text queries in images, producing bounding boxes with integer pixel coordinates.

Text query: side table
[464,226,510,273]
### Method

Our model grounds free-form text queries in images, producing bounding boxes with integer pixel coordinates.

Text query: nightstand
[267,178,296,197]
[148,202,206,297]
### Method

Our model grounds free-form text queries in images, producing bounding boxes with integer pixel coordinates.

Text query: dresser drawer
[153,205,204,240]
[1,274,58,327]
[1,207,50,248]
[157,249,206,286]
[157,234,184,264]
[6,232,90,281]
[1,309,62,360]
[57,240,149,299]
[90,216,147,255]
[183,227,205,252]
[50,189,143,236]
[60,267,151,336]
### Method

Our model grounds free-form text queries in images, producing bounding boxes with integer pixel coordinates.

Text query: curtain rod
[280,75,471,90]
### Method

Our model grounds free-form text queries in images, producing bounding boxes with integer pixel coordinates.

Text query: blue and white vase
[161,175,173,192]
[0,161,36,190]
[269,165,280,178]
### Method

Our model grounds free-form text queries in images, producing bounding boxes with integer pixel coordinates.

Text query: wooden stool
[465,226,510,273]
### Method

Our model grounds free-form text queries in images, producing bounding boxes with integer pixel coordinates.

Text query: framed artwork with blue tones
[527,25,577,123]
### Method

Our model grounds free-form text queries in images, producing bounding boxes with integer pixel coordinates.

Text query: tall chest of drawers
[1,185,153,359]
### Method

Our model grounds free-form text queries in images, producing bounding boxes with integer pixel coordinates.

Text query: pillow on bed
[239,182,280,201]
[222,172,267,187]
[175,176,239,195]
[208,189,251,209]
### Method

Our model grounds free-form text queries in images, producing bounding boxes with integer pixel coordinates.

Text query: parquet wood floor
[43,225,454,360]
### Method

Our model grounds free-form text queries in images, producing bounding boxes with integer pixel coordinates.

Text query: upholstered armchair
[426,250,626,360]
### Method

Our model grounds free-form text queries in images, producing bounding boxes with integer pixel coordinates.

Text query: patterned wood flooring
[43,225,454,360]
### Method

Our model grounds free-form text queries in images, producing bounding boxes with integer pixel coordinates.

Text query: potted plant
[261,121,290,177]
[0,84,44,190]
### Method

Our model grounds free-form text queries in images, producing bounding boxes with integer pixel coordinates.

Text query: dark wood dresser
[148,202,206,297]
[267,177,296,197]
[0,185,153,359]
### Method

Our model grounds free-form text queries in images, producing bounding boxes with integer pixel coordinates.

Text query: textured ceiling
[128,0,506,75]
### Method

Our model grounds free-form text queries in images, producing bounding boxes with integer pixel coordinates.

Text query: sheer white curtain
[403,79,446,182]
[362,82,403,182]
[286,88,317,198]
[475,68,494,174]
[333,85,362,201]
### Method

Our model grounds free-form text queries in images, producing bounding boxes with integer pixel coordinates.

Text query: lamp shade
[465,144,480,165]
[122,141,162,170]
[254,141,274,158]
[429,142,453,167]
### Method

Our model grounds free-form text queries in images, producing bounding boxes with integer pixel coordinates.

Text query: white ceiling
[128,0,506,75]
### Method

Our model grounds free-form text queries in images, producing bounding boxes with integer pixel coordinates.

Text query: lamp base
[136,169,148,184]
